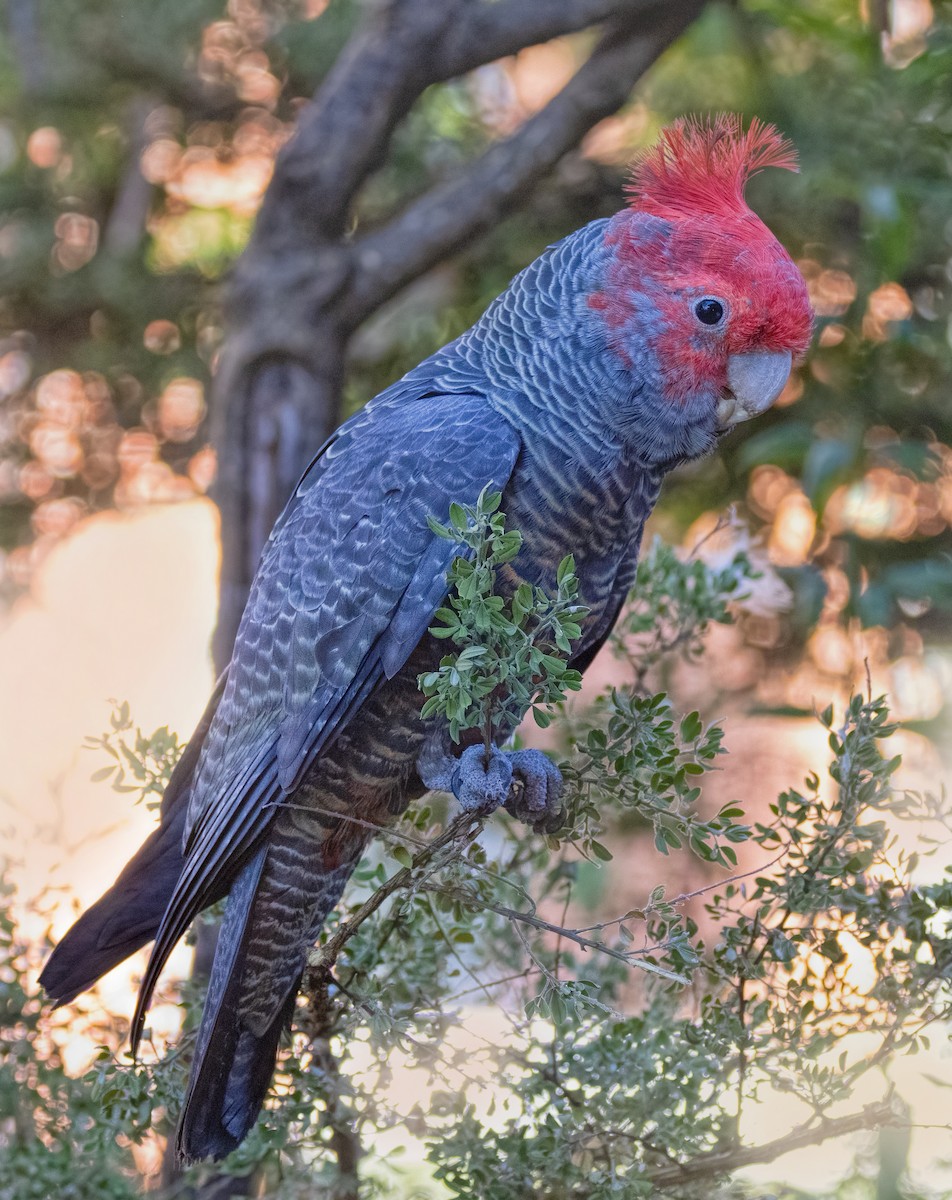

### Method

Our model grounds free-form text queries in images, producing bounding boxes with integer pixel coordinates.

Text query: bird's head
[588,115,813,464]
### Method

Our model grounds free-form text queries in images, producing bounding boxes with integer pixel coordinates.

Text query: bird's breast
[497,448,659,638]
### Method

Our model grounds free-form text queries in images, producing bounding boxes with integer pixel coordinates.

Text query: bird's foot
[450,745,513,815]
[502,749,566,833]
[418,733,566,831]
[451,745,565,832]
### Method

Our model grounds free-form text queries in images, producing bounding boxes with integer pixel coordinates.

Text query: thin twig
[425,885,689,984]
[573,846,789,935]
[306,813,483,974]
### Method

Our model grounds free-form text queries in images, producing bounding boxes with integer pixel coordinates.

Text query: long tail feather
[176,844,274,1161]
[176,825,363,1161]
[39,807,187,1006]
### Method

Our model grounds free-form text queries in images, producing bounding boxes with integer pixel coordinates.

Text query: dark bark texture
[209,0,707,669]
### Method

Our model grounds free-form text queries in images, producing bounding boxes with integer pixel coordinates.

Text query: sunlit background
[2,0,952,1194]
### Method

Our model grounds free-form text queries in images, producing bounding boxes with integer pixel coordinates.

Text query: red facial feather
[626,114,798,221]
[591,114,814,376]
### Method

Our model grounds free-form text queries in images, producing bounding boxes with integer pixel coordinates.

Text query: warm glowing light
[140,137,183,185]
[157,376,205,442]
[883,0,933,65]
[818,323,846,348]
[17,459,55,500]
[510,41,577,116]
[863,282,914,341]
[797,261,857,317]
[52,212,99,272]
[826,469,919,540]
[236,50,281,105]
[165,149,273,216]
[31,496,86,538]
[774,371,805,407]
[0,349,32,396]
[889,655,945,720]
[117,428,160,476]
[29,421,84,477]
[748,464,798,520]
[808,625,854,678]
[188,445,217,492]
[1,501,220,1078]
[583,104,651,165]
[26,125,63,168]
[768,491,816,566]
[144,319,182,355]
[35,368,86,428]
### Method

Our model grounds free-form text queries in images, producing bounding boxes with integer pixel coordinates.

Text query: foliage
[83,701,184,813]
[419,487,587,746]
[5,531,951,1197]
[615,532,758,686]
[0,874,141,1200]
[4,0,952,1195]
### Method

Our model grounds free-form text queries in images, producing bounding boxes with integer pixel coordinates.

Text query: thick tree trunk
[211,342,345,671]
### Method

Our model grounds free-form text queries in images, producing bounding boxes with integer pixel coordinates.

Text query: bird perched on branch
[41,115,812,1161]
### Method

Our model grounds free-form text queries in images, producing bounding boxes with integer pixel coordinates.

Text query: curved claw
[451,745,514,814]
[503,749,566,833]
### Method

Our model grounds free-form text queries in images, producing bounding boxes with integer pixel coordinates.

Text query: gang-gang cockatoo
[41,114,813,1160]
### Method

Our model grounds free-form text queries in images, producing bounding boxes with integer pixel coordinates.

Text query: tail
[177,818,363,1161]
[39,677,226,1006]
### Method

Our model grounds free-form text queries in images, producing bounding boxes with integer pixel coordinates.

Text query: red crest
[626,115,798,221]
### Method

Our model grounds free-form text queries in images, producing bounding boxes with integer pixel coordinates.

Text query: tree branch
[644,1102,904,1186]
[425,884,690,984]
[6,0,48,96]
[441,0,658,77]
[254,0,665,249]
[304,812,484,978]
[254,0,467,245]
[347,1,704,321]
[102,98,155,256]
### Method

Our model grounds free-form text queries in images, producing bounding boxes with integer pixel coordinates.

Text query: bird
[40,114,813,1161]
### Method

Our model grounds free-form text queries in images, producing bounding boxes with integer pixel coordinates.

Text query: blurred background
[1,0,952,1194]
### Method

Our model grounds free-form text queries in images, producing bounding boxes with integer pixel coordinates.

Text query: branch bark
[643,1102,902,1186]
[304,812,484,979]
[348,2,704,321]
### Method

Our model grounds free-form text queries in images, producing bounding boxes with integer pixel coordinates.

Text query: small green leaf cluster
[616,536,757,684]
[698,691,952,1121]
[0,876,142,1200]
[558,689,747,871]
[419,488,589,744]
[84,701,184,812]
[422,695,952,1199]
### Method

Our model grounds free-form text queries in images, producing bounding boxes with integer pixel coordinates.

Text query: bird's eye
[694,297,725,326]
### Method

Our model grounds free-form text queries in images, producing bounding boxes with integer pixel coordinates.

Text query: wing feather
[133,392,520,1029]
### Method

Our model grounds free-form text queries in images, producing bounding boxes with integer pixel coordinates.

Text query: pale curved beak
[717,350,792,429]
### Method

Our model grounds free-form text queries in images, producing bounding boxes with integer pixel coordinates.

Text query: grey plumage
[40,155,812,1158]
